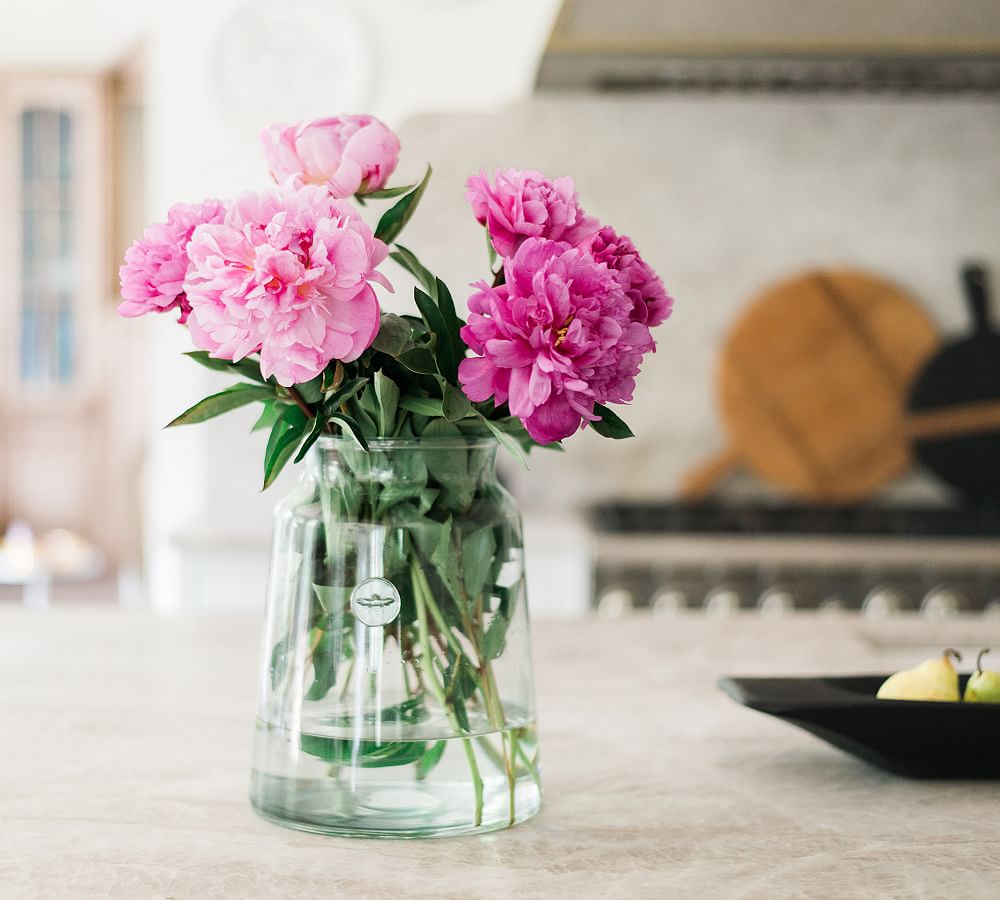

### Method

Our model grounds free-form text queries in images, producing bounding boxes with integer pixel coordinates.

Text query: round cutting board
[686,269,940,503]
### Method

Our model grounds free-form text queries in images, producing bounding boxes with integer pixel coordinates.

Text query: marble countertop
[2,609,1000,899]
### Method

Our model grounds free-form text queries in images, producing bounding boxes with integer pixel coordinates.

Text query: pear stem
[943,648,962,666]
[976,647,991,675]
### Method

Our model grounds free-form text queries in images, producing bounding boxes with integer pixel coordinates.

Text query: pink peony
[458,237,654,444]
[183,183,391,387]
[585,226,674,327]
[118,200,226,323]
[465,168,598,258]
[260,115,401,198]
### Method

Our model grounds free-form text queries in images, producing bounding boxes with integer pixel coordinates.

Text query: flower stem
[410,558,484,826]
[285,385,315,419]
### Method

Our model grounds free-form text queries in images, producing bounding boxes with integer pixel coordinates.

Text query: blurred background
[3,0,1000,621]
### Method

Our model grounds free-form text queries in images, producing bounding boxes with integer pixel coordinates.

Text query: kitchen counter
[2,609,999,899]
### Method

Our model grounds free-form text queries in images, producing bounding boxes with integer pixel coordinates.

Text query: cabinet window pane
[20,108,76,385]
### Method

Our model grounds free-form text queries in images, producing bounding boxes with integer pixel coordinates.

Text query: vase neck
[310,436,501,491]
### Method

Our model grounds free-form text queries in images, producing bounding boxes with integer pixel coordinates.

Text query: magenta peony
[260,115,401,198]
[458,237,654,444]
[183,183,390,387]
[585,226,674,327]
[465,168,598,258]
[118,199,227,323]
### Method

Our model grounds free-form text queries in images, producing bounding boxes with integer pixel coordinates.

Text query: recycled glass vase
[249,435,542,838]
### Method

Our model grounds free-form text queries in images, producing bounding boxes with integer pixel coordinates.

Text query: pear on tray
[964,649,1000,704]
[876,649,961,702]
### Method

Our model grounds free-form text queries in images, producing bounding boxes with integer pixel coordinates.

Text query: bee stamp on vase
[350,577,401,627]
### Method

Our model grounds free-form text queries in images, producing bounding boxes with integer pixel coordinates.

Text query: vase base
[249,771,542,839]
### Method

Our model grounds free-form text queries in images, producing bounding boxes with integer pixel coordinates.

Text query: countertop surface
[3,609,1000,899]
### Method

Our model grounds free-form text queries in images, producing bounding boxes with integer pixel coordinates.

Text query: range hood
[537,0,1000,93]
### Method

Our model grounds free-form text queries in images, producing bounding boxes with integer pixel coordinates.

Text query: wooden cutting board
[682,269,940,503]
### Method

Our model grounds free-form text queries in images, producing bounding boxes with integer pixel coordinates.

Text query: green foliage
[416,740,447,780]
[183,350,267,384]
[263,405,309,489]
[461,527,496,601]
[591,403,634,439]
[167,383,276,427]
[389,243,437,297]
[363,183,416,199]
[300,735,429,767]
[374,371,400,435]
[374,165,432,245]
[251,400,281,433]
[371,313,412,356]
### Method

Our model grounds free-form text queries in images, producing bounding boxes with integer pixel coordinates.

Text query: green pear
[963,649,1000,703]
[876,649,961,702]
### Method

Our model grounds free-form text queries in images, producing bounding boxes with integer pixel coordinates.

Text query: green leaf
[416,740,447,780]
[485,228,499,271]
[328,412,370,450]
[167,383,276,427]
[325,376,369,409]
[304,626,338,701]
[296,375,324,404]
[363,182,416,199]
[374,371,400,435]
[313,584,351,614]
[399,395,444,417]
[461,527,496,601]
[434,278,466,354]
[442,383,472,423]
[398,348,438,375]
[269,635,290,689]
[482,612,509,661]
[591,403,635,440]
[374,165,432,245]
[293,409,329,464]
[183,350,267,384]
[263,406,309,489]
[300,735,428,768]
[414,288,458,383]
[422,419,474,510]
[389,244,437,296]
[430,517,461,602]
[251,400,281,433]
[441,647,473,732]
[478,414,529,468]
[371,313,412,357]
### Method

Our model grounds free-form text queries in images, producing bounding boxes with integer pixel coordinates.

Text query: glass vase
[249,435,542,838]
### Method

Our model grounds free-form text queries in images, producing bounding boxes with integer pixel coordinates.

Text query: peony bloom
[118,199,226,323]
[465,168,598,258]
[183,183,391,386]
[458,238,654,444]
[584,226,674,327]
[260,115,401,198]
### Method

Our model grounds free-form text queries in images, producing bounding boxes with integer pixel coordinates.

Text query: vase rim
[316,434,500,451]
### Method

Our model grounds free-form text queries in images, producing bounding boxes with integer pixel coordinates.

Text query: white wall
[395,94,1000,511]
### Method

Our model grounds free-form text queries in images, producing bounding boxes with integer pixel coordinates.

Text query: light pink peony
[458,237,654,444]
[183,183,391,387]
[260,115,401,198]
[465,168,598,258]
[118,199,226,323]
[585,226,674,327]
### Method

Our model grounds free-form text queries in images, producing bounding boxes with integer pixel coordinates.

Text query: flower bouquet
[120,115,672,837]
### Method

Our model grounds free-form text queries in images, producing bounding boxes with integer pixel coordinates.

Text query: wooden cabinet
[0,73,141,565]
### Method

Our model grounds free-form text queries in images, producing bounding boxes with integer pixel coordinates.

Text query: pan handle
[678,447,740,500]
[962,263,991,335]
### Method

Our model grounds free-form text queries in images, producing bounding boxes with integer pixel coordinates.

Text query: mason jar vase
[249,435,542,838]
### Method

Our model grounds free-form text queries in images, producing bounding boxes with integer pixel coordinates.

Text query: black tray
[719,674,1000,778]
